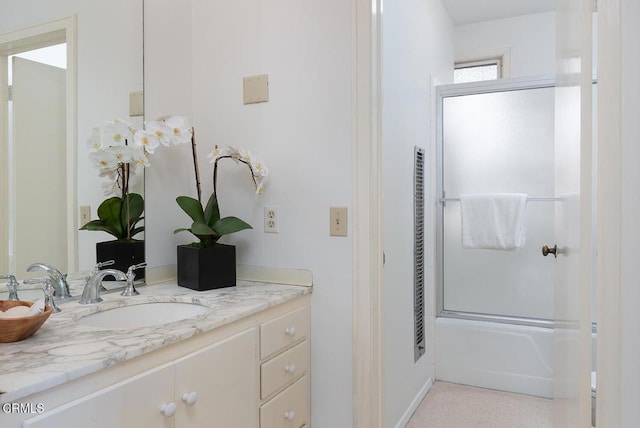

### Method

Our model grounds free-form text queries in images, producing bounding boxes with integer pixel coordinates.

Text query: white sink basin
[76,302,210,329]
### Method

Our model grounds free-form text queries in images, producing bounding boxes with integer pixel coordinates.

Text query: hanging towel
[460,193,528,250]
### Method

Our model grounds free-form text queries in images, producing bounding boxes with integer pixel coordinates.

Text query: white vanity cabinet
[259,305,311,428]
[4,294,310,428]
[173,329,256,427]
[23,363,175,428]
[21,328,256,428]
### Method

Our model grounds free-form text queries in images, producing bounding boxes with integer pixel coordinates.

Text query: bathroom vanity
[0,280,311,427]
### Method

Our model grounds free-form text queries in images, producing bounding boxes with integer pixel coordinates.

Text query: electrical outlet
[80,205,92,226]
[264,206,279,233]
[330,207,348,236]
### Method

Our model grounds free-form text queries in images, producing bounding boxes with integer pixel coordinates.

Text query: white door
[11,57,67,274]
[553,0,593,426]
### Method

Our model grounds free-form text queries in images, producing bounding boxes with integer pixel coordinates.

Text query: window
[454,58,502,84]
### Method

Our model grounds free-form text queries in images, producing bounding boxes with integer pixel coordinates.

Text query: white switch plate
[243,74,269,104]
[264,206,279,233]
[129,91,144,116]
[330,207,348,237]
[80,205,91,226]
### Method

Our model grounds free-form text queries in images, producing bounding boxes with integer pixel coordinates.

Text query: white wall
[620,0,640,424]
[144,1,354,426]
[382,0,453,425]
[454,12,556,78]
[0,1,144,272]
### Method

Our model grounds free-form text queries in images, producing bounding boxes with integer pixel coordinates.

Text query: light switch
[330,207,348,237]
[243,74,269,104]
[80,205,91,226]
[129,91,144,116]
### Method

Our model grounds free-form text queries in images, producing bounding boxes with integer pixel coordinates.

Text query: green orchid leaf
[79,219,121,239]
[120,193,144,239]
[204,193,221,228]
[191,221,218,236]
[212,216,252,236]
[174,227,191,235]
[97,197,124,237]
[176,196,206,224]
[122,193,144,223]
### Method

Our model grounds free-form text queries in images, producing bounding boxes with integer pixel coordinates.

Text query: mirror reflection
[0,1,144,288]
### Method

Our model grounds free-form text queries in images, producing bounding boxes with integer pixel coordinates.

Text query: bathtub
[435,317,554,398]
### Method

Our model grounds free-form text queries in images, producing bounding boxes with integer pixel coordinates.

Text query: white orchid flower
[107,145,138,164]
[103,119,135,146]
[87,127,104,151]
[146,119,174,147]
[208,145,269,194]
[207,145,235,163]
[134,129,160,154]
[130,147,150,168]
[255,176,269,195]
[164,116,193,145]
[238,147,253,163]
[89,149,119,169]
[251,160,268,178]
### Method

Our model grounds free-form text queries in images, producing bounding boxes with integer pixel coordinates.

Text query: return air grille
[414,146,426,361]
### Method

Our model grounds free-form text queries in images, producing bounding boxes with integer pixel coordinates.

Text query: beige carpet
[406,381,553,428]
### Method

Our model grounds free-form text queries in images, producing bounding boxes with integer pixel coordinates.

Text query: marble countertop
[0,279,311,403]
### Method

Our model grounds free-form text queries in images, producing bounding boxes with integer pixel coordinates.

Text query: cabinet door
[23,364,175,428]
[174,328,257,427]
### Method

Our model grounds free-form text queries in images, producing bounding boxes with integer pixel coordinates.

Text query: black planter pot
[177,243,236,291]
[96,240,145,280]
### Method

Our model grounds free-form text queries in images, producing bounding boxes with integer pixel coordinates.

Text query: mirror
[0,2,144,282]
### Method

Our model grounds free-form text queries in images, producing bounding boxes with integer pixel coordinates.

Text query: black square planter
[96,240,145,280]
[177,243,236,291]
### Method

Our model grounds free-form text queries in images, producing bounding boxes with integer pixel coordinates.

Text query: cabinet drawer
[261,339,309,399]
[260,375,308,428]
[260,306,309,359]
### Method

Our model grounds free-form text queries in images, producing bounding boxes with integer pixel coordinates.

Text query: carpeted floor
[406,381,553,428]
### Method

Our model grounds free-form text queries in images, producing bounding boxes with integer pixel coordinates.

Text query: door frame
[0,16,77,273]
[595,0,623,425]
[353,0,384,426]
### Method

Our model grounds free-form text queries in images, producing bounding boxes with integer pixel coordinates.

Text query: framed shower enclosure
[436,76,558,328]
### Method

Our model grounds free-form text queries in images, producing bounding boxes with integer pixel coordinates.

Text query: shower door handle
[542,245,557,258]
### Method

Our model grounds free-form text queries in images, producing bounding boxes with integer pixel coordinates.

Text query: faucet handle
[94,260,115,272]
[23,278,61,313]
[0,274,20,301]
[126,262,147,277]
[121,263,146,297]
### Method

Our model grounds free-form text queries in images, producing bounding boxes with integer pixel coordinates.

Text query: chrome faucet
[24,277,61,313]
[27,263,72,300]
[0,274,20,300]
[80,269,127,304]
[121,262,146,297]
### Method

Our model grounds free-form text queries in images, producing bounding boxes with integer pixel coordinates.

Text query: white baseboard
[396,377,433,428]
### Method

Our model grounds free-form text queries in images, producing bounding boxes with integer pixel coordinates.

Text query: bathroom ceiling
[441,0,557,25]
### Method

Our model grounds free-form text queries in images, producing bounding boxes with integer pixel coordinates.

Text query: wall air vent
[414,146,426,362]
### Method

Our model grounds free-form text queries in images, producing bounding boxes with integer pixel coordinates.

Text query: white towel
[460,193,528,250]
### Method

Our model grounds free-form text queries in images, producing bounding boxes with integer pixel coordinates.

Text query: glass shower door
[439,83,557,322]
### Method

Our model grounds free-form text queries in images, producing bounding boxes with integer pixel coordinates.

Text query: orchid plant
[172,125,269,248]
[80,116,193,241]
